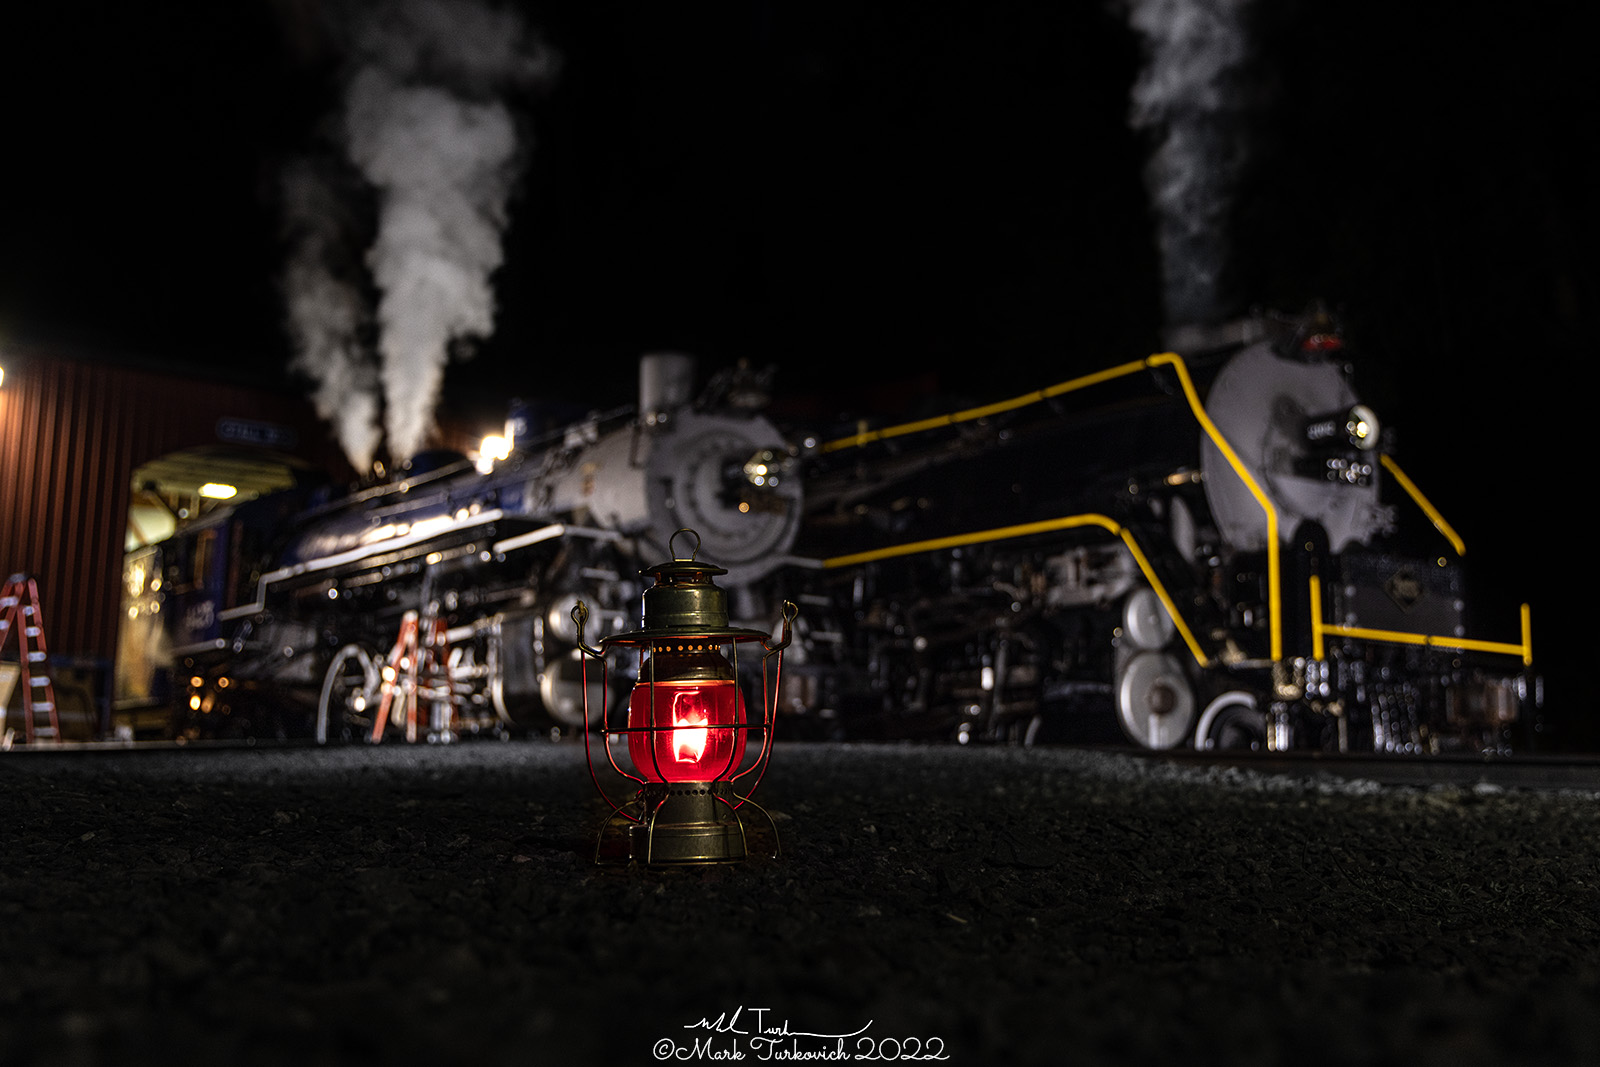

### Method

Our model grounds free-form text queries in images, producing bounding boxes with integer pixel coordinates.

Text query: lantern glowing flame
[674,705,708,762]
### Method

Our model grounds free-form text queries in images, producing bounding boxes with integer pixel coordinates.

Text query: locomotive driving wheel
[1115,651,1197,749]
[316,643,382,744]
[1193,691,1267,751]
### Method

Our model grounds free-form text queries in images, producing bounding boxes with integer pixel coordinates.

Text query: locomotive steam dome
[1199,341,1391,553]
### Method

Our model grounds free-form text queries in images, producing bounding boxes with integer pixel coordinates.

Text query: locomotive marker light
[572,529,796,865]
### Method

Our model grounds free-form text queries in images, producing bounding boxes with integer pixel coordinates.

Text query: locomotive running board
[219,516,626,623]
[491,522,622,555]
[219,509,507,621]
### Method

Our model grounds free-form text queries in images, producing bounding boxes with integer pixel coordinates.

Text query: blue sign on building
[216,417,297,450]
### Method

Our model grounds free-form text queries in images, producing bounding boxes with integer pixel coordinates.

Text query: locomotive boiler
[132,355,801,741]
[773,312,1536,754]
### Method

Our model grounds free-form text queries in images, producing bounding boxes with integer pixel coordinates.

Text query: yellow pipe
[1145,353,1283,661]
[1320,623,1530,659]
[1379,454,1466,557]
[820,512,1212,669]
[1521,603,1534,667]
[822,359,1152,452]
[1310,573,1326,661]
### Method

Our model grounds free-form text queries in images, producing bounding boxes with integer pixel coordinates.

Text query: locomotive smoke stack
[1123,0,1259,331]
[638,352,697,425]
[281,0,557,470]
[1161,315,1271,355]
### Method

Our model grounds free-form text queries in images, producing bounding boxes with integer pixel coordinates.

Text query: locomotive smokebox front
[547,354,803,586]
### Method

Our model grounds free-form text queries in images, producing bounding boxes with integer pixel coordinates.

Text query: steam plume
[1124,0,1258,327]
[282,0,555,470]
[281,159,380,473]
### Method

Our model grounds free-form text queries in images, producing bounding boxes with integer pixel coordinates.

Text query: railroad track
[1128,745,1600,792]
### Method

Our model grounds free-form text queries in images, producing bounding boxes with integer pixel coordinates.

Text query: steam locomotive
[121,354,801,742]
[120,314,1537,753]
[779,315,1535,753]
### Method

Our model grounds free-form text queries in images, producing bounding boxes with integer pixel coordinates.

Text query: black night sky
[1,1,1594,721]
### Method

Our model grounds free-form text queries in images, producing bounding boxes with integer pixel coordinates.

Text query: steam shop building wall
[0,348,341,676]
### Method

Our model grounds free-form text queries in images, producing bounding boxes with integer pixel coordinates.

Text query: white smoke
[345,68,522,462]
[1124,0,1257,327]
[283,0,555,470]
[281,159,382,473]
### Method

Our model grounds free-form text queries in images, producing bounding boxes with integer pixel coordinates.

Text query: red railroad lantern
[573,531,795,865]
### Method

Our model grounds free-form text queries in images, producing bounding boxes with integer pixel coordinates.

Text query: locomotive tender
[126,316,1536,753]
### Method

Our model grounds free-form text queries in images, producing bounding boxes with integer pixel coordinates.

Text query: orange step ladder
[0,573,62,744]
[370,610,455,743]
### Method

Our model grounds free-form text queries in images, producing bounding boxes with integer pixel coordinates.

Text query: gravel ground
[2,740,1599,1067]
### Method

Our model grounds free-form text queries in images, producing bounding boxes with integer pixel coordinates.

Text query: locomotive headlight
[1345,404,1379,451]
[477,434,512,473]
[572,529,796,865]
[1303,403,1380,452]
[743,448,782,488]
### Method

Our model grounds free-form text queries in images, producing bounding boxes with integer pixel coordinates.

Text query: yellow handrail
[821,359,1152,452]
[820,352,1286,658]
[1379,455,1466,557]
[1309,575,1532,666]
[821,512,1213,669]
[1144,353,1283,660]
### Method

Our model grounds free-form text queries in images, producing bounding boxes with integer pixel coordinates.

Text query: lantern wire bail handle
[765,599,798,654]
[571,600,604,659]
[570,600,647,826]
[728,597,799,810]
[669,527,701,561]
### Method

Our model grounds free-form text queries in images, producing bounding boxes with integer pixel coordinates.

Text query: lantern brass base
[596,781,779,865]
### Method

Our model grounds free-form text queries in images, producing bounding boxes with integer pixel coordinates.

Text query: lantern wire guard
[573,530,797,865]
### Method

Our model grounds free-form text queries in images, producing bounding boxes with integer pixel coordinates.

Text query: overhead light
[199,483,238,500]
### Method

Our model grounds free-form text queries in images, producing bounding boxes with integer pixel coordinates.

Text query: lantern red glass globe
[626,644,747,783]
[573,531,795,865]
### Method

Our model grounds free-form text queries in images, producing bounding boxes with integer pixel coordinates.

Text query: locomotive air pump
[572,530,796,865]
